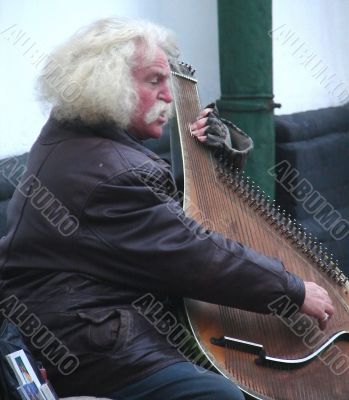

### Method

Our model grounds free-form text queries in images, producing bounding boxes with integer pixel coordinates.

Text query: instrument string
[178,75,290,373]
[172,73,349,400]
[175,78,259,373]
[220,306,231,371]
[174,79,233,370]
[176,77,293,376]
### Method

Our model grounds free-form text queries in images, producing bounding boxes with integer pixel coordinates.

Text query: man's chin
[144,120,167,139]
[147,129,164,140]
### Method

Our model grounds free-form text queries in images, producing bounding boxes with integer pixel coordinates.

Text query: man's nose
[159,84,173,103]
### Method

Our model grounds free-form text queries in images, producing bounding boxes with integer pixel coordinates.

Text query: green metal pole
[217,0,275,197]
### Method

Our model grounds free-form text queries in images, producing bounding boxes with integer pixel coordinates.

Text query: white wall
[0,0,220,159]
[272,0,349,115]
[3,0,348,158]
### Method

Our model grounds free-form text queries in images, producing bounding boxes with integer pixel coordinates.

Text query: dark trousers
[109,361,245,400]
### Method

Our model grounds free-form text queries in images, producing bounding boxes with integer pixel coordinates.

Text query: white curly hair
[36,17,179,127]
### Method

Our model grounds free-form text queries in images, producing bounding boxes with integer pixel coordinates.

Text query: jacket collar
[37,116,166,164]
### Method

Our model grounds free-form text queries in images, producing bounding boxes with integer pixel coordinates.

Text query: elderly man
[0,17,333,399]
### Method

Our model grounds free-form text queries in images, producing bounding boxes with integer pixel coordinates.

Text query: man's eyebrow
[146,67,170,77]
[147,72,168,78]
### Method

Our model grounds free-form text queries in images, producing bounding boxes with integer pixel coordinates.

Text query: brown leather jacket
[0,117,305,397]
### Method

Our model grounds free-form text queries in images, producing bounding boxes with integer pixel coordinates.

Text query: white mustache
[144,101,173,125]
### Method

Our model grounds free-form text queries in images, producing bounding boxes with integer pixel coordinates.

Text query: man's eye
[149,79,159,85]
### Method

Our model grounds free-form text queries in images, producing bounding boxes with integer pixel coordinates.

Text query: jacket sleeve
[83,166,305,314]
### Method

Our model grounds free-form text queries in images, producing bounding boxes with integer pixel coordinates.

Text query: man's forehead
[134,58,171,76]
[134,47,170,73]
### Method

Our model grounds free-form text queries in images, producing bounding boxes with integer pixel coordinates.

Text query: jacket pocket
[77,308,129,353]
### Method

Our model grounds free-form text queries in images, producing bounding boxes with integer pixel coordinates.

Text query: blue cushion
[275,105,349,274]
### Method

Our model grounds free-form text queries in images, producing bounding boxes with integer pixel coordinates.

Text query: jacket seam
[75,140,158,220]
[206,236,288,289]
[0,145,59,270]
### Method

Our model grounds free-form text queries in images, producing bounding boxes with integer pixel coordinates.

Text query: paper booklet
[6,349,58,400]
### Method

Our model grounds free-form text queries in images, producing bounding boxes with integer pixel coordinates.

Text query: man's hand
[189,104,254,170]
[300,281,335,330]
[189,107,215,143]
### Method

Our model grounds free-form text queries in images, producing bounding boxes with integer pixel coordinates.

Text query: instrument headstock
[170,61,196,77]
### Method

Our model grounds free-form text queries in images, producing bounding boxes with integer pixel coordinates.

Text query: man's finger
[326,302,335,317]
[196,135,207,143]
[319,317,328,331]
[190,118,208,131]
[318,310,331,330]
[197,108,213,119]
[318,302,335,330]
[191,126,208,138]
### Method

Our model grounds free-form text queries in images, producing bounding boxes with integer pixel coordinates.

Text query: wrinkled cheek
[131,104,146,125]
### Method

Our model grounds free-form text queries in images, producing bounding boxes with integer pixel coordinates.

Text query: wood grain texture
[172,71,349,399]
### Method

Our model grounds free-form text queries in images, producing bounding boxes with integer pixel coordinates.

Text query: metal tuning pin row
[215,164,226,179]
[216,163,349,286]
[251,195,349,286]
[229,172,269,212]
[220,167,243,192]
[300,236,347,286]
[179,61,196,76]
